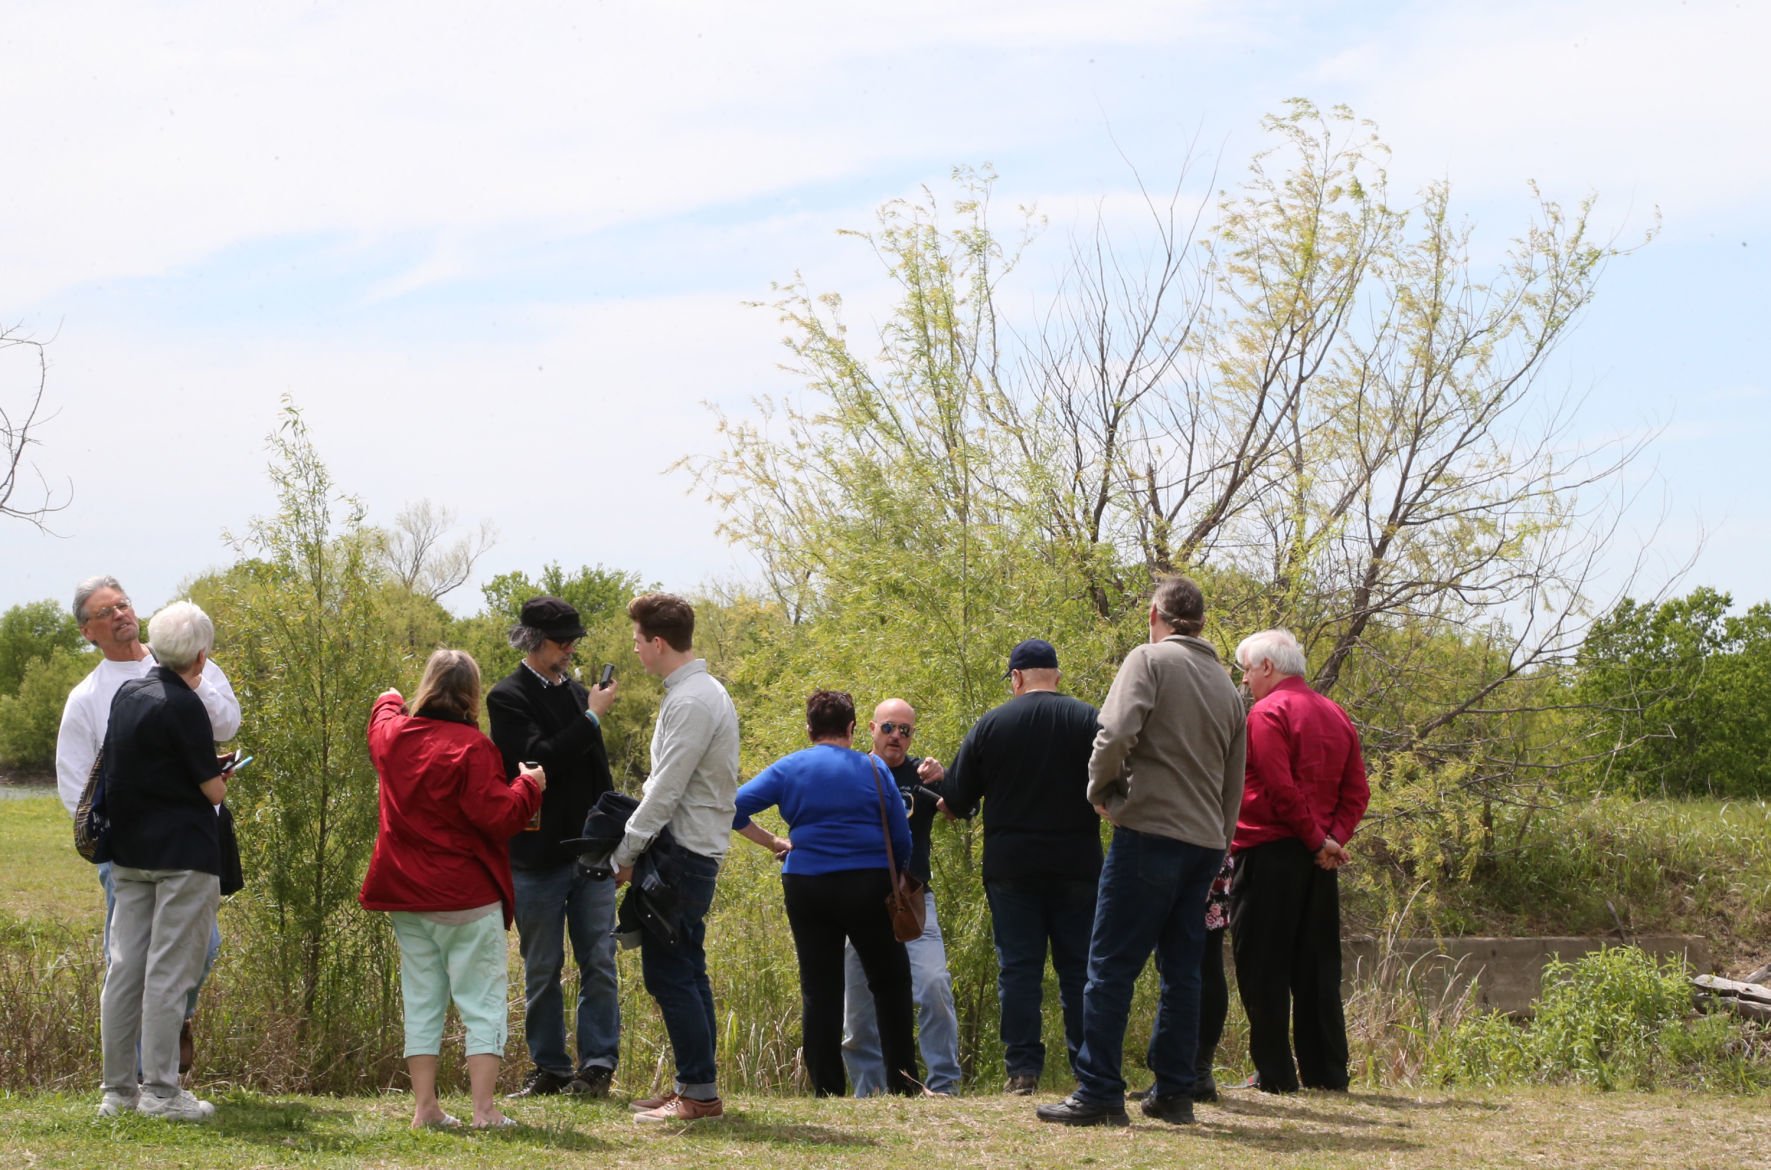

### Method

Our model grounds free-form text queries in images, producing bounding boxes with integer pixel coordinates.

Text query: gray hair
[1235,628,1307,677]
[73,575,123,623]
[146,601,215,672]
[508,624,547,653]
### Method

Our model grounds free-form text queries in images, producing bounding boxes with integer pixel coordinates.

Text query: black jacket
[487,665,613,871]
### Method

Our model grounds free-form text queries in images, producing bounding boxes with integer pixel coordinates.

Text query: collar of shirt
[521,660,567,688]
[663,658,708,691]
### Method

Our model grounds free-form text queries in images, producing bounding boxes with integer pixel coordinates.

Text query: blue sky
[3,0,1765,621]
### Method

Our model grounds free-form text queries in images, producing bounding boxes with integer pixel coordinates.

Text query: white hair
[1235,628,1306,677]
[146,601,215,672]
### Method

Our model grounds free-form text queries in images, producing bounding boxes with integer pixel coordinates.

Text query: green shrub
[1428,945,1771,1092]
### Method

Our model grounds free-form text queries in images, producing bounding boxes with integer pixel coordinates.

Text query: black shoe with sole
[1035,1095,1129,1127]
[567,1067,614,1098]
[1003,1074,1039,1096]
[1141,1092,1197,1125]
[507,1068,573,1099]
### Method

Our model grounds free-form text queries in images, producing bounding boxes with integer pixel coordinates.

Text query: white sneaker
[97,1091,138,1117]
[137,1090,216,1121]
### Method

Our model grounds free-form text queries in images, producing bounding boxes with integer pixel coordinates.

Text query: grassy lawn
[4,791,102,928]
[2,1085,1768,1170]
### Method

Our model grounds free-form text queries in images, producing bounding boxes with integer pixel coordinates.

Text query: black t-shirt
[487,666,613,871]
[104,666,224,874]
[881,755,940,886]
[944,691,1103,883]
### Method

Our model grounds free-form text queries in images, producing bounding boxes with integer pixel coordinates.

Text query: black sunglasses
[878,721,914,737]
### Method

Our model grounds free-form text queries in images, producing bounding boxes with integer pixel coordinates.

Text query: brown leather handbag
[869,755,927,943]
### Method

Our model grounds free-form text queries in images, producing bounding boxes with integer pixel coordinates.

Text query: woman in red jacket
[360,648,544,1129]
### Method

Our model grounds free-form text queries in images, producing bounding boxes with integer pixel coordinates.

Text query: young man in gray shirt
[613,592,740,1123]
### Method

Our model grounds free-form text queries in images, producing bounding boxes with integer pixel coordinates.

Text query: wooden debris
[1691,973,1771,1021]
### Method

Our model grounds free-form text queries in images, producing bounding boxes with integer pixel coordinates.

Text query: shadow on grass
[656,1112,881,1147]
[1189,1119,1424,1155]
[212,1094,611,1154]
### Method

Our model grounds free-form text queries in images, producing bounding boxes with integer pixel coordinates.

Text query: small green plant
[1428,945,1771,1092]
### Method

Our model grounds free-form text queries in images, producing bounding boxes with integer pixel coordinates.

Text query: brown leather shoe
[634,1094,722,1123]
[178,1021,194,1075]
[629,1090,678,1113]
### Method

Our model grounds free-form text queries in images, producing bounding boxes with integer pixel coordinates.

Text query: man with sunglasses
[55,574,242,1076]
[487,596,622,1099]
[839,698,962,1096]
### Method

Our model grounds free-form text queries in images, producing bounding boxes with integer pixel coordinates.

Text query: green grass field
[1,1085,1768,1170]
[4,790,103,928]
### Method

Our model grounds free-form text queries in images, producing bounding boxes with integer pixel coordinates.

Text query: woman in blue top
[733,689,919,1096]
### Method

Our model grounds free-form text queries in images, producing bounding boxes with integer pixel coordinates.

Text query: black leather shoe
[507,1068,573,1099]
[1141,1092,1196,1124]
[1003,1074,1039,1096]
[1035,1095,1129,1127]
[567,1067,614,1098]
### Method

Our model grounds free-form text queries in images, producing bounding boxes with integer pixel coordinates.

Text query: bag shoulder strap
[867,755,901,874]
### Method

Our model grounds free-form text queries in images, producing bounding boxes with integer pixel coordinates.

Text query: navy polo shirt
[103,665,224,874]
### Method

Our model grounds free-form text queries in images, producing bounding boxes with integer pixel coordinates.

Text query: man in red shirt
[1230,629,1369,1093]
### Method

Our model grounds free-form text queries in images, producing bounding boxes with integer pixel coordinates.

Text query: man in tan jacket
[1034,575,1246,1128]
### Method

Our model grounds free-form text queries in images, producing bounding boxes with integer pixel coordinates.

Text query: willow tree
[696,103,1655,801]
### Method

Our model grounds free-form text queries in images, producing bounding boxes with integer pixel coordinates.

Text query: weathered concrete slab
[1340,935,1713,1016]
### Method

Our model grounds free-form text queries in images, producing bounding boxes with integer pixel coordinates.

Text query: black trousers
[781,869,918,1096]
[1229,839,1349,1092]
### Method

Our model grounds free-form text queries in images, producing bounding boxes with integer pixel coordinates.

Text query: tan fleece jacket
[1087,634,1247,850]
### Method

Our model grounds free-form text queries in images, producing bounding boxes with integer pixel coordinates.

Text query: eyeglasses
[878,721,914,737]
[547,637,580,651]
[86,599,133,622]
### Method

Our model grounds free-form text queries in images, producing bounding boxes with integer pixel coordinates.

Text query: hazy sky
[3,0,1765,622]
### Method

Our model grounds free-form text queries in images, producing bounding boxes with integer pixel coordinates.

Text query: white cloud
[1316,0,1771,222]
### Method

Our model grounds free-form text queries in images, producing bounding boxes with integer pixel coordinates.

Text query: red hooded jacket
[359,694,541,926]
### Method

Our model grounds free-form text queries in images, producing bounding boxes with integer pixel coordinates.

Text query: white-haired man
[1229,628,1369,1094]
[56,576,241,1075]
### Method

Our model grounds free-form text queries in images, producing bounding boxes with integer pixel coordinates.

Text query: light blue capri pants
[389,908,510,1058]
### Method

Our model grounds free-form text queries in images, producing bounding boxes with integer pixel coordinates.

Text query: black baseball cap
[1005,638,1059,676]
[520,596,588,641]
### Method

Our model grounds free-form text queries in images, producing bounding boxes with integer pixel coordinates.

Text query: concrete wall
[1341,936,1713,1016]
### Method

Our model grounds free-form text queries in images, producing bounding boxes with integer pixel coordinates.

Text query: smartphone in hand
[598,663,615,690]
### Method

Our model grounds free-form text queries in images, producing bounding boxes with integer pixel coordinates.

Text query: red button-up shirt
[1233,676,1369,854]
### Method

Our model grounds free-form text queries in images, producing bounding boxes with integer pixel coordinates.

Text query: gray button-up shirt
[612,659,741,867]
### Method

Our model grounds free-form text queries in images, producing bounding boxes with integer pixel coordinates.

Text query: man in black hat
[942,638,1102,1095]
[486,597,622,1099]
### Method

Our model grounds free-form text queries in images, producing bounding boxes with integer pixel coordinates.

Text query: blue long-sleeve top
[732,745,912,876]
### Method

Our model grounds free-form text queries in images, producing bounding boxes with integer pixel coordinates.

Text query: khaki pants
[101,867,219,1099]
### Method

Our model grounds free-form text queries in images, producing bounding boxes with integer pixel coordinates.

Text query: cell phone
[597,663,615,690]
[222,754,254,774]
[519,761,543,830]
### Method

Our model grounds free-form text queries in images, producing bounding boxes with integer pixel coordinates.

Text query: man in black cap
[942,638,1102,1095]
[486,597,622,1098]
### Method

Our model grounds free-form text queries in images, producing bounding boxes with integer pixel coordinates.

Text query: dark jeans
[782,868,917,1096]
[1230,838,1350,1092]
[1146,926,1227,1084]
[1073,827,1222,1106]
[638,849,722,1098]
[511,862,620,1077]
[984,875,1097,1080]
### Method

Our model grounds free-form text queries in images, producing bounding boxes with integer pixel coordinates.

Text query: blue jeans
[1073,827,1223,1106]
[101,859,219,1021]
[639,849,721,1098]
[842,888,961,1095]
[511,862,621,1076]
[984,875,1097,1080]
